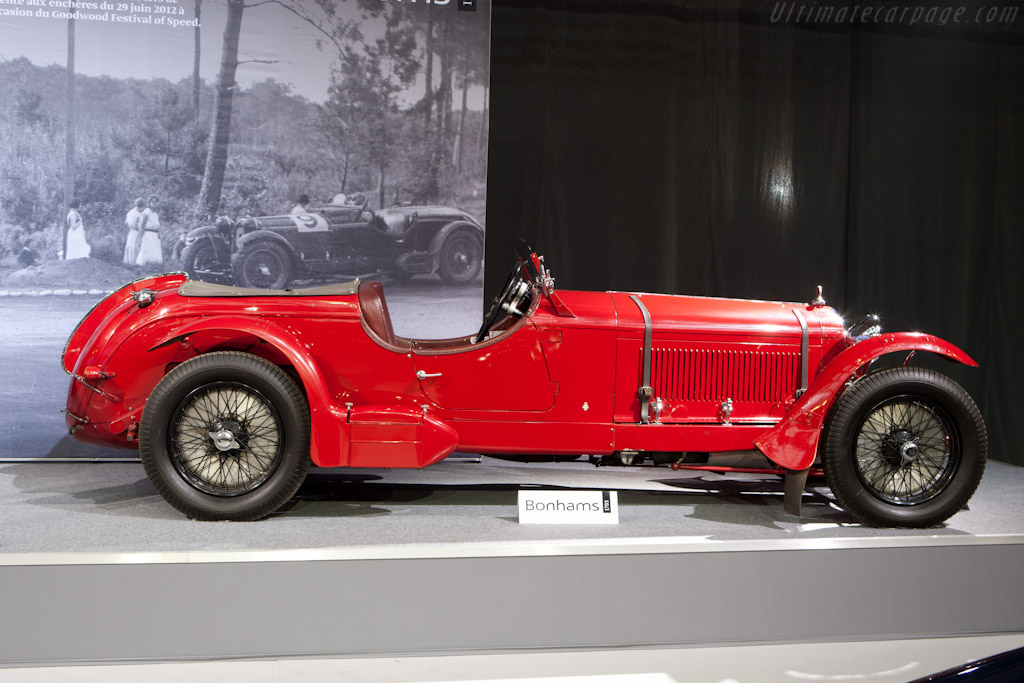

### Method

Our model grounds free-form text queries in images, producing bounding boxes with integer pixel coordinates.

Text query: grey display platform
[2,457,1022,666]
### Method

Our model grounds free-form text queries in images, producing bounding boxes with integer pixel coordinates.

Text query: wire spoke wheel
[242,250,285,288]
[139,352,310,521]
[181,240,230,282]
[823,367,986,528]
[438,231,482,285]
[170,381,284,496]
[234,242,293,290]
[853,396,958,505]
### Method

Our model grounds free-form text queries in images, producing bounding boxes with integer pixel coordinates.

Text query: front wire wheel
[823,367,986,528]
[853,396,958,505]
[139,352,310,521]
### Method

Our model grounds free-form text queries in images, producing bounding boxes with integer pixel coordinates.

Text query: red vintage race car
[63,241,987,527]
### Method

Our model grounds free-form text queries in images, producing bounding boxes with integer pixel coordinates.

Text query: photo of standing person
[123,197,145,265]
[64,199,91,260]
[135,195,162,266]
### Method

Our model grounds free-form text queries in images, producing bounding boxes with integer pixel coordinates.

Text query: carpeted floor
[1,457,1021,554]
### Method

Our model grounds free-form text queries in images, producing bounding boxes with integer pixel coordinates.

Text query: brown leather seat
[358,281,397,347]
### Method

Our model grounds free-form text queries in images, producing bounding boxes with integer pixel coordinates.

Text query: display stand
[2,459,1023,666]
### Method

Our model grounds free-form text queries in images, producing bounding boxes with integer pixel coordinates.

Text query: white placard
[518,490,619,525]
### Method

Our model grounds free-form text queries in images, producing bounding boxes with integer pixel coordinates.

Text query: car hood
[610,291,843,341]
[535,289,844,342]
[377,206,478,224]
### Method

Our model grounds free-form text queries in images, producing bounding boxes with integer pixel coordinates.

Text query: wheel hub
[208,419,244,452]
[899,441,920,466]
[882,429,919,467]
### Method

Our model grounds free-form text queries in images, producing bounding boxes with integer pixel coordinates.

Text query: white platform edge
[4,532,1024,567]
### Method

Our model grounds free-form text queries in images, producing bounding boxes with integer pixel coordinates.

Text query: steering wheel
[475,265,529,343]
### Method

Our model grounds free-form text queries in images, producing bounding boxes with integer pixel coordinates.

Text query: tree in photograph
[423,7,487,202]
[154,89,194,176]
[477,80,488,152]
[0,59,77,257]
[63,8,75,259]
[193,0,202,124]
[196,0,358,217]
[196,0,243,218]
[451,20,489,177]
[326,10,419,208]
[423,8,435,125]
[320,83,358,194]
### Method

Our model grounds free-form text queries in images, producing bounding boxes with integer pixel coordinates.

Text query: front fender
[754,332,978,470]
[151,315,343,467]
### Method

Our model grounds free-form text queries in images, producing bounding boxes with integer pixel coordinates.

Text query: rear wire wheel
[233,241,293,289]
[139,352,310,521]
[822,367,986,528]
[437,230,482,285]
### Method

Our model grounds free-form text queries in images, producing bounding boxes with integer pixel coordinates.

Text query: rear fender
[754,333,978,470]
[427,221,483,264]
[151,316,342,467]
[185,230,231,260]
[63,273,188,375]
[234,230,297,262]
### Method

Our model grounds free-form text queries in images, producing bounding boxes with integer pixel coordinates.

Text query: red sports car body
[63,242,987,526]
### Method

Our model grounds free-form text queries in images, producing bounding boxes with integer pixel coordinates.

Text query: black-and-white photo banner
[0,0,491,459]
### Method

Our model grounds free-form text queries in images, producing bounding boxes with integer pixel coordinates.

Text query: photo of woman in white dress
[135,195,162,266]
[123,197,145,265]
[64,199,91,260]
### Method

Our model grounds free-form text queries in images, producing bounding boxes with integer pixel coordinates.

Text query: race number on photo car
[290,213,329,232]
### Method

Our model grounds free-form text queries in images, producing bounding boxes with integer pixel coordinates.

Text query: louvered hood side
[610,292,832,425]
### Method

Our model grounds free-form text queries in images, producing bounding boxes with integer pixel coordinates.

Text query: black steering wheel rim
[475,264,527,343]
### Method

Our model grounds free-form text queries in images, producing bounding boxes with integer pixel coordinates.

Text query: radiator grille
[647,347,799,404]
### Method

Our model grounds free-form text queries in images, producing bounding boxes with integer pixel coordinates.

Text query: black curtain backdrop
[485,0,1024,466]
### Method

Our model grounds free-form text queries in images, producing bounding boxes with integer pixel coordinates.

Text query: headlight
[847,314,882,341]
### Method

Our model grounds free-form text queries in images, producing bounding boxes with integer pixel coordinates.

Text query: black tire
[139,352,311,521]
[233,241,293,289]
[437,230,482,286]
[822,367,986,528]
[181,239,231,283]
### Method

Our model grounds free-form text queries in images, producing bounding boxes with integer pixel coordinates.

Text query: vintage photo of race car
[177,197,484,289]
[63,241,986,527]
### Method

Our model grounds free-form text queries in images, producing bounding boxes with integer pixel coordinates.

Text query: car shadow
[284,470,522,518]
[0,461,168,518]
[646,474,968,536]
[13,434,138,461]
